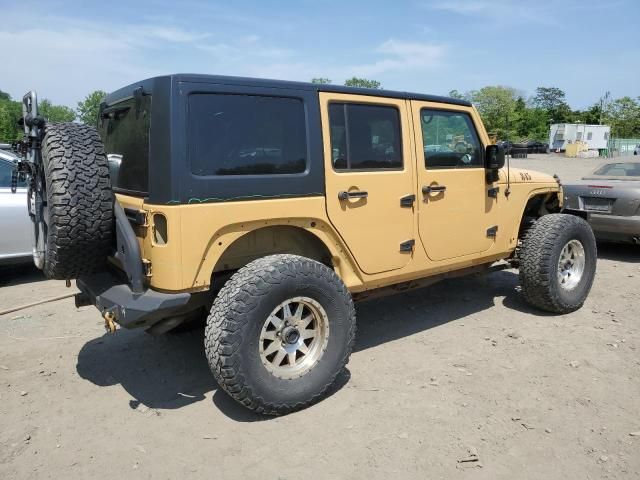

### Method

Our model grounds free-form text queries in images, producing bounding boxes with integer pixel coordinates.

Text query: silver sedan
[0,150,32,265]
[563,161,640,244]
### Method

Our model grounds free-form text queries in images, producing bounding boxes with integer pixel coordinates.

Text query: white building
[549,123,610,151]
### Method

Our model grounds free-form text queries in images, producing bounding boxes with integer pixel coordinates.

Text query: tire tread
[41,122,113,279]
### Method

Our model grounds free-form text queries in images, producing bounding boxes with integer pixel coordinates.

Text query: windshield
[98,95,151,195]
[592,162,640,177]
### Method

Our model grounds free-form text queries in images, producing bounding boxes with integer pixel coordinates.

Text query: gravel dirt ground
[1,155,639,479]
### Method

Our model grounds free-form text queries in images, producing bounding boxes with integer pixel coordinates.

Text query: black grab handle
[338,190,369,201]
[422,185,447,194]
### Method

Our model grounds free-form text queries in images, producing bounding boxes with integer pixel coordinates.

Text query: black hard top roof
[105,73,472,107]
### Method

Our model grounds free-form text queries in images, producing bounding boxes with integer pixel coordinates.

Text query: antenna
[505,112,511,197]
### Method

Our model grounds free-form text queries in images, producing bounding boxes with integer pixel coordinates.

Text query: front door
[320,93,415,275]
[411,102,496,261]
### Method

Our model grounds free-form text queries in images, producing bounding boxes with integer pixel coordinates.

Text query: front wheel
[519,214,597,313]
[204,254,356,415]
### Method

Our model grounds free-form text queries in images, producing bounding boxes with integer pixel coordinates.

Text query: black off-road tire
[40,122,113,279]
[204,254,356,415]
[519,214,597,313]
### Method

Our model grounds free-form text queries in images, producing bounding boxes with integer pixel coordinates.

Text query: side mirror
[485,144,505,170]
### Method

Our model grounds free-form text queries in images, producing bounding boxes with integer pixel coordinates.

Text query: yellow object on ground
[565,141,588,158]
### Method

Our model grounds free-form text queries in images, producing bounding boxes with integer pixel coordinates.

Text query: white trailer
[549,123,610,151]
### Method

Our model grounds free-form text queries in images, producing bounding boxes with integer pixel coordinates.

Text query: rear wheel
[204,254,356,415]
[519,214,597,313]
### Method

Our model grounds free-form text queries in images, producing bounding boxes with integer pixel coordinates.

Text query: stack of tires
[511,142,528,158]
[536,143,550,154]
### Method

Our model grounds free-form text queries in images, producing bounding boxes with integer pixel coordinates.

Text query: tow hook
[103,310,117,334]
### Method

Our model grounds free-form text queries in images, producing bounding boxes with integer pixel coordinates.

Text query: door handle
[338,190,368,200]
[422,185,447,194]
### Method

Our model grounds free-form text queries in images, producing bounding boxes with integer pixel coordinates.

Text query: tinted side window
[329,103,402,170]
[189,94,307,176]
[99,96,151,195]
[421,109,482,169]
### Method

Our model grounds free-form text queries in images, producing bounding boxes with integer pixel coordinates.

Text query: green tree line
[315,78,639,142]
[448,86,640,142]
[0,89,106,142]
[2,81,639,143]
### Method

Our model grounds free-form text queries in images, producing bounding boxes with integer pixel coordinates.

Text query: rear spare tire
[519,214,596,313]
[35,122,113,279]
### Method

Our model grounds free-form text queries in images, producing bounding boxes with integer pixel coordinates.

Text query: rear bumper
[76,271,191,329]
[588,213,640,237]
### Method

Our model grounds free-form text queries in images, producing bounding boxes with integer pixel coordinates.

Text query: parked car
[0,149,32,265]
[563,161,640,244]
[511,142,529,158]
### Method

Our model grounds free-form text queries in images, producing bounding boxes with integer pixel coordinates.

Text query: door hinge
[486,226,498,237]
[400,194,416,207]
[399,239,415,252]
[488,186,500,198]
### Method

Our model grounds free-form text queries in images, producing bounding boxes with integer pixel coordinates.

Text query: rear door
[411,102,496,261]
[320,93,415,274]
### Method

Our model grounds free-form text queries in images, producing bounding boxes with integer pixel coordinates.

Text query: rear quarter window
[188,94,307,176]
[98,96,151,195]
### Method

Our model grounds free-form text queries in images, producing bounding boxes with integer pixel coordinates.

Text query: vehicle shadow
[76,327,216,409]
[76,269,542,420]
[354,269,552,350]
[75,325,351,423]
[596,241,640,263]
[0,264,46,287]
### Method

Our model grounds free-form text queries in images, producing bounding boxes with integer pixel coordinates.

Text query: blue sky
[1,0,638,109]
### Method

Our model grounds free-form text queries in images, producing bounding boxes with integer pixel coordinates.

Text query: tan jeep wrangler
[15,75,596,415]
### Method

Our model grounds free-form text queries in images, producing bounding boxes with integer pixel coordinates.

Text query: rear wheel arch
[206,224,363,290]
[213,225,334,273]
